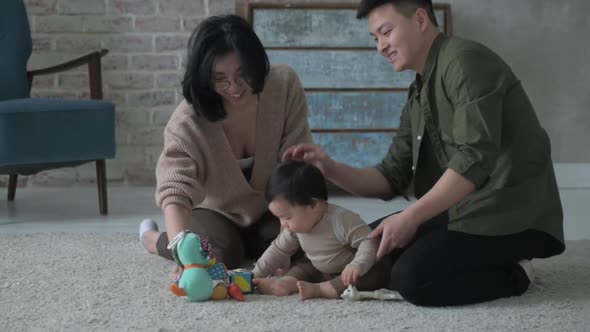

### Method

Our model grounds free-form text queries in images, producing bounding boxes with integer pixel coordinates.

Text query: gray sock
[139,218,159,242]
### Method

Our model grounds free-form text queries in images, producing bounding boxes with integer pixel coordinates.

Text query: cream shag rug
[1,233,589,331]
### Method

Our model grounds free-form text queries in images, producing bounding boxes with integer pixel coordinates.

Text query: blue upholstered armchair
[0,0,116,215]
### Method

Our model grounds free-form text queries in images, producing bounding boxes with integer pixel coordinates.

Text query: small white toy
[340,285,404,301]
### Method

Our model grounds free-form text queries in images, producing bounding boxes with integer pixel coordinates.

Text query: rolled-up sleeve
[444,50,509,188]
[155,127,206,210]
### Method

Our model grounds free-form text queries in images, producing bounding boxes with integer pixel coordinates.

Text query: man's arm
[370,48,509,258]
[324,163,393,200]
[405,167,475,227]
[404,48,510,227]
[370,168,475,259]
[283,100,414,200]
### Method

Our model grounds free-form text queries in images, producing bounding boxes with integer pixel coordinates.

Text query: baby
[252,160,388,300]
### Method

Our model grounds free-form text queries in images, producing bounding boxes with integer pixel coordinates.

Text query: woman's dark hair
[265,160,328,207]
[182,14,270,122]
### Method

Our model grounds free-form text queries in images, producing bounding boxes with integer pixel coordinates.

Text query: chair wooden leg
[8,174,18,201]
[96,160,108,215]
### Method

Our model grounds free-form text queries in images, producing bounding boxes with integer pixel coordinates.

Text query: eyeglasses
[213,75,252,91]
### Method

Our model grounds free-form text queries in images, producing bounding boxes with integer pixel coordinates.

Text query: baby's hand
[341,265,361,286]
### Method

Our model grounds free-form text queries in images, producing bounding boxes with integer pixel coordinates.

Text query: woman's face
[211,52,255,107]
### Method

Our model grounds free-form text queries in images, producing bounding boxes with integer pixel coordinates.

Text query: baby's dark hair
[265,160,328,206]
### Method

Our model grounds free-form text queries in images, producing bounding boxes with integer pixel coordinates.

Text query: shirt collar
[416,33,447,84]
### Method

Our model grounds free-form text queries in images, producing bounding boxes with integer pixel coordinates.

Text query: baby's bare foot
[253,276,298,296]
[297,281,320,301]
[297,281,340,301]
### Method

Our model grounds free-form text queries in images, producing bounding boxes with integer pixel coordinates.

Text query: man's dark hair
[182,14,269,122]
[356,0,438,27]
[265,160,328,207]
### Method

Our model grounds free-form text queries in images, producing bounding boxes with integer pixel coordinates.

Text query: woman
[139,14,312,269]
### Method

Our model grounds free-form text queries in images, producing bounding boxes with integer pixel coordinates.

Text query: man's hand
[282,143,334,175]
[341,265,362,286]
[368,212,420,260]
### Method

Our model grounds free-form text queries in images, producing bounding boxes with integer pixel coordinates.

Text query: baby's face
[268,198,320,234]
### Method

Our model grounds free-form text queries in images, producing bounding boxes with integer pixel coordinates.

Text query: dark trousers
[370,212,565,306]
[156,208,280,269]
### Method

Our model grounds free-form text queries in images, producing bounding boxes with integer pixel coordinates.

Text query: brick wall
[3,0,359,188]
[237,0,359,17]
[4,0,235,188]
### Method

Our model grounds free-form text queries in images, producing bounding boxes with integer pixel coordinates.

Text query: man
[283,0,564,306]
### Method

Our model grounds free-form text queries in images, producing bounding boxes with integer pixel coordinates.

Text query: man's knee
[389,259,435,306]
[356,257,392,291]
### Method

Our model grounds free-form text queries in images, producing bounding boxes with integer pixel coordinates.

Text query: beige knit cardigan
[155,65,312,226]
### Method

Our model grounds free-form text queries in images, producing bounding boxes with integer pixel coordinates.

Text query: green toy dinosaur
[168,231,215,302]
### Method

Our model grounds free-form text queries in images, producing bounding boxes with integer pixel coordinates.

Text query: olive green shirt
[376,34,564,244]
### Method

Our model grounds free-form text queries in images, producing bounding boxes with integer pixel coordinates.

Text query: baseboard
[554,163,590,189]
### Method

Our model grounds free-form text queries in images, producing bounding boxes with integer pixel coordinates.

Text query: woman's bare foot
[252,276,298,296]
[297,281,339,301]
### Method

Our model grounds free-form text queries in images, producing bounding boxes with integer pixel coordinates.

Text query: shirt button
[417,135,422,141]
[411,165,415,171]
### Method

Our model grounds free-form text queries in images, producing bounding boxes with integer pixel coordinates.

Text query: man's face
[368,4,424,72]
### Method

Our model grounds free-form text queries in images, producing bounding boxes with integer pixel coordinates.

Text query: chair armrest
[27,49,108,77]
[27,49,109,99]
